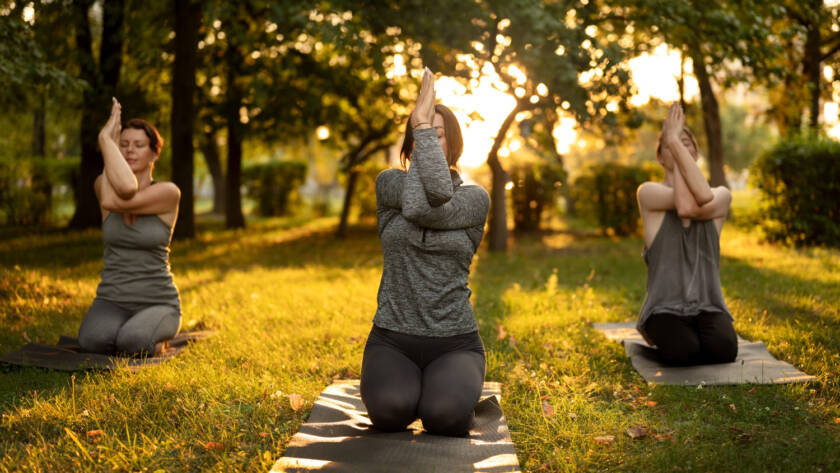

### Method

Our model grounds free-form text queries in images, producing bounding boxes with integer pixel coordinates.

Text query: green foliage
[0,156,79,225]
[242,161,307,217]
[750,135,840,247]
[571,162,661,236]
[721,104,776,172]
[510,159,566,232]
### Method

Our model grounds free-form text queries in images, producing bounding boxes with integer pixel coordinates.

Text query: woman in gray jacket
[360,68,490,436]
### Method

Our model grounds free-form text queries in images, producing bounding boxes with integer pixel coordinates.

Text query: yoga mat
[272,380,521,473]
[593,322,817,385]
[0,331,213,372]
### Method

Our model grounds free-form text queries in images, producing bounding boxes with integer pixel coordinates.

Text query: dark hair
[400,104,464,170]
[123,118,164,155]
[656,126,699,160]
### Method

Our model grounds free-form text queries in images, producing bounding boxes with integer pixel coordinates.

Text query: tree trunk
[171,0,201,239]
[224,44,245,229]
[200,130,225,214]
[70,0,125,229]
[336,167,359,238]
[690,50,728,188]
[32,92,51,223]
[804,17,821,131]
[485,105,522,252]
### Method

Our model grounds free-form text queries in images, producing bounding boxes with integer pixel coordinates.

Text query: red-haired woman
[77,98,182,355]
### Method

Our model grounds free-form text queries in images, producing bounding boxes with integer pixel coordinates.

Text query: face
[658,130,697,167]
[119,128,157,173]
[433,113,447,159]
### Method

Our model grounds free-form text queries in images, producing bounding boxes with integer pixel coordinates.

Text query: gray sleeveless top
[636,210,732,342]
[95,212,180,308]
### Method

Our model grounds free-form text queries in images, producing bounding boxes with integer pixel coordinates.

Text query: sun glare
[416,44,706,169]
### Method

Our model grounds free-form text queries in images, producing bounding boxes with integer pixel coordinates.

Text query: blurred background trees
[1,0,839,248]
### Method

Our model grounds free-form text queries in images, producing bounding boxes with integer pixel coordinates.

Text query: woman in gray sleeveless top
[635,103,737,366]
[77,98,181,355]
[360,68,490,436]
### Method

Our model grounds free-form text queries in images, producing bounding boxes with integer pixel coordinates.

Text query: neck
[136,168,154,189]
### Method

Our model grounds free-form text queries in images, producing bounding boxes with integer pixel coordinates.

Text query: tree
[68,0,125,229]
[170,0,202,238]
[621,0,781,188]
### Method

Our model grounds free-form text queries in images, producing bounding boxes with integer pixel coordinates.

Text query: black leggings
[644,311,738,366]
[360,325,485,437]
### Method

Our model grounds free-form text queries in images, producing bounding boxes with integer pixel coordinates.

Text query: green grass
[1,210,838,472]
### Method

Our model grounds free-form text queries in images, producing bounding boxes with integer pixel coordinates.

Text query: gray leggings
[78,298,181,355]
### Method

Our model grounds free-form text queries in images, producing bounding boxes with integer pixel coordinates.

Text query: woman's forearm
[99,133,138,199]
[673,165,701,218]
[664,134,714,205]
[411,128,453,206]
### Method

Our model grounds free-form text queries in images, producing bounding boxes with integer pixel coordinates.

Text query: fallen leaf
[728,403,737,413]
[644,400,658,408]
[508,335,517,348]
[593,435,615,445]
[496,325,507,340]
[203,441,224,451]
[541,400,555,418]
[288,394,304,411]
[748,386,759,394]
[625,426,648,439]
[164,382,176,391]
[258,432,270,438]
[568,412,577,420]
[85,430,104,442]
[833,417,840,424]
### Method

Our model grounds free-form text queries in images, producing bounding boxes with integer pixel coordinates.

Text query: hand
[100,97,122,143]
[122,212,137,226]
[661,102,684,141]
[409,67,435,130]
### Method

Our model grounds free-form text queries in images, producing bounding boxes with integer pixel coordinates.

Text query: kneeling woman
[361,68,490,436]
[635,102,737,366]
[78,98,182,355]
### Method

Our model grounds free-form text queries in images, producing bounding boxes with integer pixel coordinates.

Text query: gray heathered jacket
[372,127,490,337]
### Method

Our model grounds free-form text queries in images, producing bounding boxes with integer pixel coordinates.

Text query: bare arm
[661,103,713,205]
[96,173,180,223]
[99,98,138,199]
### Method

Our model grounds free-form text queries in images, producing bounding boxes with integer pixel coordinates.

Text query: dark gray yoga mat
[593,322,816,385]
[0,331,213,372]
[272,380,521,473]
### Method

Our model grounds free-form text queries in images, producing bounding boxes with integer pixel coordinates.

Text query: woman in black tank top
[635,103,737,366]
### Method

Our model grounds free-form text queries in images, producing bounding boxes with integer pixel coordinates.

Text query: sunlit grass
[1,210,838,472]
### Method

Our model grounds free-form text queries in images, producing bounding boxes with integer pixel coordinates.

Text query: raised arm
[96,173,180,220]
[98,98,138,200]
[661,103,714,205]
[401,153,489,230]
[408,67,454,205]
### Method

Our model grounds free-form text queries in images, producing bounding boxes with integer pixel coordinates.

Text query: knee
[362,388,417,432]
[705,337,738,364]
[657,339,702,366]
[78,328,114,354]
[115,331,154,355]
[419,399,473,437]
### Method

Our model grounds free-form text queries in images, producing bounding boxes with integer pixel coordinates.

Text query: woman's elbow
[115,187,137,200]
[696,191,714,206]
[676,204,697,219]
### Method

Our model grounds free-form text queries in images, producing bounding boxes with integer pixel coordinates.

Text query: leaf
[203,441,224,451]
[259,432,270,438]
[644,400,657,408]
[833,417,840,424]
[728,403,737,413]
[747,386,759,394]
[593,435,615,445]
[288,393,304,411]
[85,430,104,442]
[541,400,554,417]
[496,325,507,340]
[625,426,648,439]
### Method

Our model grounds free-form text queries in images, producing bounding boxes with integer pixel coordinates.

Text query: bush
[242,161,307,217]
[0,156,79,225]
[510,160,566,232]
[571,162,660,236]
[750,135,840,247]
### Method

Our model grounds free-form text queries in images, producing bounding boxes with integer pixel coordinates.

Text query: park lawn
[0,212,838,472]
